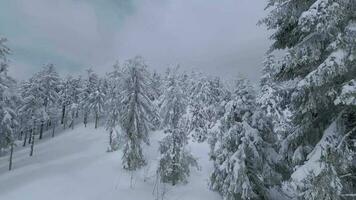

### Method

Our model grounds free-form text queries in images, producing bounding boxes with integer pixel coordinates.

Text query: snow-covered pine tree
[119,56,159,170]
[158,69,198,185]
[299,146,343,200]
[188,102,209,142]
[80,69,99,127]
[150,71,162,102]
[158,122,198,185]
[59,76,82,129]
[261,0,356,197]
[19,79,46,156]
[105,62,123,152]
[159,69,187,129]
[258,54,293,139]
[0,37,19,168]
[188,75,227,142]
[210,78,277,200]
[86,87,105,129]
[36,64,60,139]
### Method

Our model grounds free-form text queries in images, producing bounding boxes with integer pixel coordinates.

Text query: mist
[1,0,269,82]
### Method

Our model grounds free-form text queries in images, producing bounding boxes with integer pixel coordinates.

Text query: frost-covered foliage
[335,79,356,106]
[105,63,123,152]
[188,75,228,142]
[150,71,163,101]
[80,69,100,127]
[119,56,159,170]
[258,54,292,138]
[261,0,356,198]
[33,64,60,138]
[86,89,105,129]
[19,65,61,138]
[298,148,343,200]
[159,68,187,129]
[210,79,280,200]
[158,123,198,185]
[158,68,197,185]
[0,37,18,150]
[59,76,82,129]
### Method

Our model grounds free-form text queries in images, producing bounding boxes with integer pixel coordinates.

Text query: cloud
[3,0,269,82]
[112,0,270,82]
[17,0,113,65]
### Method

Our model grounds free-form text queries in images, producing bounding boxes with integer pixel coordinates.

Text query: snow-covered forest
[0,0,355,199]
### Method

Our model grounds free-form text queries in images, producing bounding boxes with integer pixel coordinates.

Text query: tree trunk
[9,143,14,171]
[61,105,66,125]
[84,112,88,127]
[39,121,44,140]
[95,113,99,129]
[23,131,28,147]
[28,129,32,144]
[52,123,56,137]
[71,118,75,130]
[30,133,35,157]
[109,130,113,146]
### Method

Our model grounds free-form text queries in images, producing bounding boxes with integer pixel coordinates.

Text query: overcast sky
[0,0,270,82]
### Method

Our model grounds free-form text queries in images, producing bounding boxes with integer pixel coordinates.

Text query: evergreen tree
[59,75,82,129]
[261,0,356,197]
[158,70,198,185]
[0,37,18,160]
[86,88,105,129]
[159,70,187,129]
[158,123,198,185]
[119,56,159,170]
[258,54,293,139]
[105,63,123,152]
[19,80,45,156]
[36,64,60,139]
[188,76,227,142]
[80,69,99,127]
[210,79,278,200]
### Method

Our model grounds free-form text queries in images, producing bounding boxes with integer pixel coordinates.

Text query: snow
[347,21,356,32]
[291,121,338,183]
[297,49,347,88]
[0,124,220,200]
[334,79,356,106]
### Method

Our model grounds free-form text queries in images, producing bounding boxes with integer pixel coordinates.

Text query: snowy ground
[0,124,221,200]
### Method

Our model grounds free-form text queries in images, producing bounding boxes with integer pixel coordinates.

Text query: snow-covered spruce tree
[159,69,187,129]
[0,37,18,166]
[80,69,99,127]
[258,54,293,140]
[158,121,198,185]
[188,75,227,142]
[19,79,46,156]
[105,63,123,152]
[261,0,356,197]
[298,146,344,200]
[210,78,279,200]
[37,64,60,139]
[85,87,105,129]
[158,70,198,185]
[59,75,82,129]
[119,56,159,170]
[149,71,163,102]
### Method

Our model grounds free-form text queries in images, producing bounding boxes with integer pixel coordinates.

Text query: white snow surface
[0,124,220,200]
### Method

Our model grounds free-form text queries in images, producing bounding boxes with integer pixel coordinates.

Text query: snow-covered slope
[0,124,220,200]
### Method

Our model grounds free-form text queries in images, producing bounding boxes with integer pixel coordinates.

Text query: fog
[0,0,270,82]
